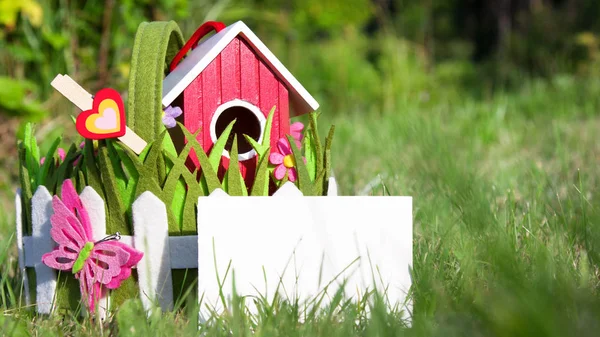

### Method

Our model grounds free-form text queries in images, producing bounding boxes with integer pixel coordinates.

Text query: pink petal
[277,138,291,156]
[269,152,284,165]
[73,155,82,167]
[290,122,304,132]
[58,148,66,162]
[288,168,298,182]
[274,164,287,180]
[40,157,46,165]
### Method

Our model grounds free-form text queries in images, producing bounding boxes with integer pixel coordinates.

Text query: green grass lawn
[2,75,600,336]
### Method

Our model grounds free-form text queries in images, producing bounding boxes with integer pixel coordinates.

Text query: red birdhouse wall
[179,37,290,186]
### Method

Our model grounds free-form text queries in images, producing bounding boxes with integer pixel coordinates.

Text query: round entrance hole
[213,103,263,158]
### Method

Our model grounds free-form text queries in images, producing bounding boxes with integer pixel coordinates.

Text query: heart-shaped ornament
[76,88,126,140]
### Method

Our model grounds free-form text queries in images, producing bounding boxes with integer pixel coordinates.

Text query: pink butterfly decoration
[42,180,143,313]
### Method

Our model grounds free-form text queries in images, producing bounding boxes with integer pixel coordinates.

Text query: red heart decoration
[76,88,126,140]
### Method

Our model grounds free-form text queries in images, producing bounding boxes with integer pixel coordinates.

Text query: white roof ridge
[162,21,319,116]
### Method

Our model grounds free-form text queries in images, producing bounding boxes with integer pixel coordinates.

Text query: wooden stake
[50,74,147,154]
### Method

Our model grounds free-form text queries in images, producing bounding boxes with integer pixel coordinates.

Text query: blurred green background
[3,0,600,335]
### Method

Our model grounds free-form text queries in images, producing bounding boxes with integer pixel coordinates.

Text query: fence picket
[132,191,174,312]
[15,189,30,306]
[30,186,56,314]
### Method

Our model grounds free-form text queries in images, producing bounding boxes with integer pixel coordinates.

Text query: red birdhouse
[162,21,319,185]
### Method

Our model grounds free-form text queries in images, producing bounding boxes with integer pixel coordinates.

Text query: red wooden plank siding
[201,55,222,154]
[258,62,280,156]
[240,38,259,105]
[220,38,241,102]
[183,73,203,168]
[277,82,290,145]
[237,38,262,185]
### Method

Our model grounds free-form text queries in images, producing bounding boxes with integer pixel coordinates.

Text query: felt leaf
[83,139,103,196]
[161,162,187,232]
[250,147,272,196]
[98,146,129,234]
[161,136,199,233]
[224,135,246,196]
[77,170,86,194]
[21,124,40,192]
[36,136,61,186]
[313,168,325,196]
[303,132,317,181]
[17,143,33,235]
[52,144,79,194]
[308,112,323,176]
[111,142,141,183]
[178,123,221,193]
[244,106,276,157]
[243,135,263,156]
[132,132,180,232]
[137,141,152,162]
[117,143,143,177]
[179,195,197,235]
[105,140,128,202]
[157,149,168,187]
[208,119,235,169]
[133,138,162,199]
[287,135,313,196]
[262,106,276,149]
[176,164,204,234]
[162,130,178,157]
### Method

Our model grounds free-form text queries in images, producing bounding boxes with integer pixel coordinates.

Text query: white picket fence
[15,179,341,317]
[16,179,413,322]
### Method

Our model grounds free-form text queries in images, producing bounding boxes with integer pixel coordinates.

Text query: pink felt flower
[290,122,304,149]
[269,138,299,182]
[42,180,143,313]
[40,148,66,166]
[40,142,85,167]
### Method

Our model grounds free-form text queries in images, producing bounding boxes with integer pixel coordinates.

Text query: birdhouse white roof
[162,21,319,116]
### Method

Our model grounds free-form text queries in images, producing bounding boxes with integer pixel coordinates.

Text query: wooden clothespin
[50,74,147,154]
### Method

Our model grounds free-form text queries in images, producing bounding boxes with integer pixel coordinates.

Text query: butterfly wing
[41,197,89,270]
[42,180,95,271]
[59,180,93,240]
[86,241,143,289]
[77,263,105,313]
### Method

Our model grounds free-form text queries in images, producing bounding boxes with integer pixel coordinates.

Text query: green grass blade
[250,147,271,196]
[22,123,40,191]
[303,132,317,181]
[208,120,236,169]
[17,143,32,235]
[287,135,313,195]
[97,146,129,234]
[308,112,323,175]
[261,106,276,149]
[83,139,103,196]
[225,135,246,196]
[36,136,61,186]
[178,123,221,193]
